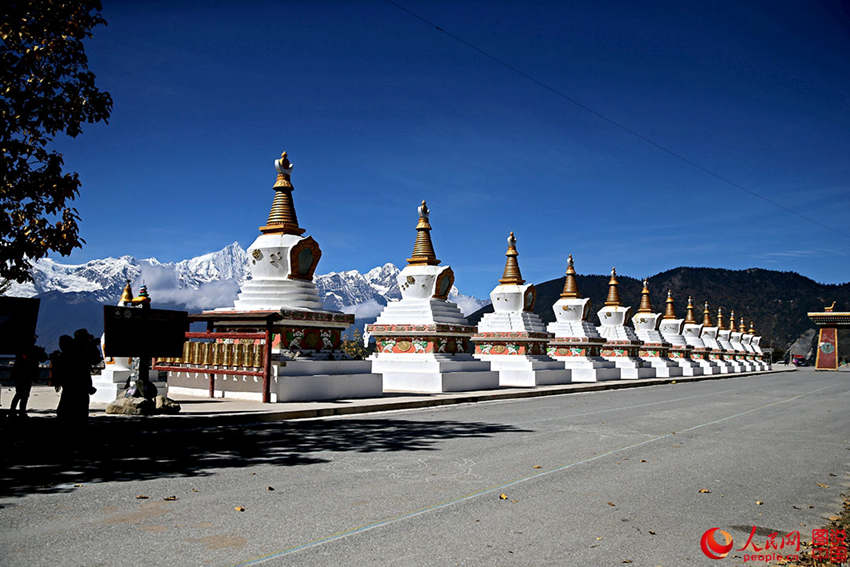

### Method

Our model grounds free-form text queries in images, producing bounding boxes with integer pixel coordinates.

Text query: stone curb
[95,368,797,427]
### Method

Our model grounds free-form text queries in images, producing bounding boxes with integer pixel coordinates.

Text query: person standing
[10,337,45,418]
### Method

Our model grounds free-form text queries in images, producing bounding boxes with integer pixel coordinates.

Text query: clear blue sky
[55,0,850,297]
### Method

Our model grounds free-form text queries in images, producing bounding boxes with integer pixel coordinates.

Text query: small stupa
[596,268,655,379]
[471,233,568,386]
[367,201,498,393]
[737,316,758,371]
[716,309,743,373]
[681,300,720,375]
[631,280,683,378]
[546,255,619,382]
[728,311,753,371]
[699,304,733,374]
[747,321,771,370]
[657,291,704,376]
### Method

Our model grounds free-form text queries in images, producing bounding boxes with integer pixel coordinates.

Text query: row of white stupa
[159,152,771,401]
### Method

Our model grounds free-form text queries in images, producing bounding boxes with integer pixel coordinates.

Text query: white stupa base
[725,360,744,373]
[166,360,382,402]
[602,357,656,379]
[90,367,133,404]
[694,359,721,375]
[673,359,704,376]
[371,353,499,393]
[231,278,324,311]
[640,358,684,378]
[475,354,570,387]
[547,356,619,382]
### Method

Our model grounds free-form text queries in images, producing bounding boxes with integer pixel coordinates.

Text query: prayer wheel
[251,343,263,368]
[181,341,190,363]
[200,342,212,366]
[189,342,200,365]
[222,342,233,366]
[212,343,224,366]
[234,343,246,367]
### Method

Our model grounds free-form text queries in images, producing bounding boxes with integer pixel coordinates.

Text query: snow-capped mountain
[6,243,487,349]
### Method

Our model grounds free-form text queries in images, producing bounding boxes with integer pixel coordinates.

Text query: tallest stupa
[232,151,323,310]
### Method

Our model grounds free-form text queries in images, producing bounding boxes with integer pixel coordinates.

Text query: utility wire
[386,0,848,239]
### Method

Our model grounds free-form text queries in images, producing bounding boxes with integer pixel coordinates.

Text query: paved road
[1,369,848,566]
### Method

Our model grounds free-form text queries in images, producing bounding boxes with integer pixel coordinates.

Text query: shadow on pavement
[0,415,530,498]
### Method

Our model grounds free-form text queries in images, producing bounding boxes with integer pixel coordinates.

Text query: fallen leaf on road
[511,499,518,503]
[596,537,603,541]
[671,380,677,384]
[828,515,840,521]
[73,484,83,488]
[607,502,616,507]
[135,495,149,500]
[234,506,245,512]
[266,486,275,491]
[499,493,508,500]
[623,560,633,564]
[829,473,838,477]
[755,500,763,506]
[792,505,801,510]
[648,530,656,535]
[163,496,177,501]
[816,482,829,488]
[191,488,199,493]
[532,465,542,469]
[640,459,647,463]
[698,489,711,494]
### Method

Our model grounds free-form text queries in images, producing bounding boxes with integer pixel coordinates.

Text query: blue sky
[55,0,850,297]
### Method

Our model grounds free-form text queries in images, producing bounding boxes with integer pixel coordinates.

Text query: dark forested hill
[467,267,850,355]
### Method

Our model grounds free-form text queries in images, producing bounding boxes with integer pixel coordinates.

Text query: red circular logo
[700,528,734,560]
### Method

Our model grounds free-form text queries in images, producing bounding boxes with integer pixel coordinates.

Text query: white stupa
[700,306,734,374]
[734,316,756,372]
[657,291,703,377]
[747,321,770,370]
[682,301,721,375]
[728,312,754,372]
[367,201,499,393]
[596,268,655,379]
[546,255,619,382]
[716,309,744,373]
[631,281,683,378]
[471,233,568,387]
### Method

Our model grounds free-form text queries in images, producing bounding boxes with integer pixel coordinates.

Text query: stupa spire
[729,310,736,332]
[636,279,653,313]
[498,232,525,284]
[119,280,133,304]
[604,267,621,306]
[684,296,697,324]
[663,289,677,319]
[716,307,725,330]
[739,317,747,333]
[748,320,756,334]
[702,301,713,326]
[260,151,305,235]
[407,200,440,266]
[560,254,581,298]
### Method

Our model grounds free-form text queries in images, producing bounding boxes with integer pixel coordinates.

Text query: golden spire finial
[702,301,713,327]
[560,254,581,298]
[748,320,756,334]
[636,278,653,313]
[684,296,697,324]
[260,150,305,235]
[407,200,440,266]
[739,317,746,333]
[716,307,725,330]
[604,267,621,306]
[119,280,133,304]
[663,289,677,319]
[729,310,736,332]
[498,232,525,285]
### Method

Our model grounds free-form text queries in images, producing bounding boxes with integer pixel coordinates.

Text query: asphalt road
[1,369,848,567]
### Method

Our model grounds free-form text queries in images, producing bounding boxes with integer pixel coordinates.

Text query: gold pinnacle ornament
[716,307,725,330]
[739,317,747,333]
[407,200,440,266]
[663,289,677,319]
[119,280,133,304]
[560,254,581,298]
[748,321,756,334]
[499,232,525,285]
[260,151,306,235]
[637,279,653,313]
[604,267,621,306]
[684,296,697,324]
[729,311,737,332]
[703,301,713,327]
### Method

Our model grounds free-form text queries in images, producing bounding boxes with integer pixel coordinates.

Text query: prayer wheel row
[158,341,265,368]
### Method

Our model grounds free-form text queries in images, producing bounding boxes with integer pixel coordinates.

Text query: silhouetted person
[10,336,45,418]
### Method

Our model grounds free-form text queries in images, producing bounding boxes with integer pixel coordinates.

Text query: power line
[386,0,848,239]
